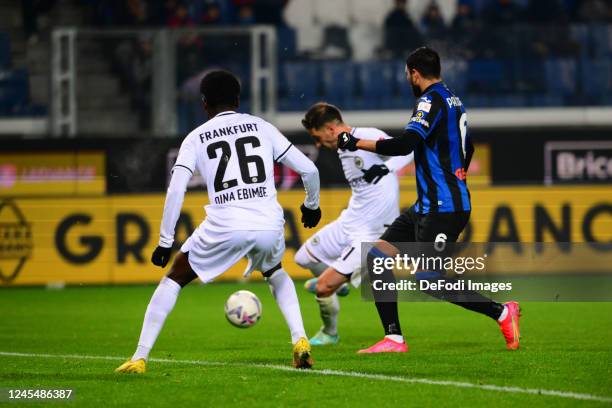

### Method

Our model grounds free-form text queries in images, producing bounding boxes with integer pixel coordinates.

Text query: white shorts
[181,225,285,283]
[302,220,366,286]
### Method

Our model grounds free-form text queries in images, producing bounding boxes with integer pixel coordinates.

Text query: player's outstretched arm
[372,131,421,156]
[279,146,321,228]
[337,131,420,156]
[154,167,191,267]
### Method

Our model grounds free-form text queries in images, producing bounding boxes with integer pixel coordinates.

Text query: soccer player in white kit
[116,70,322,373]
[295,103,413,345]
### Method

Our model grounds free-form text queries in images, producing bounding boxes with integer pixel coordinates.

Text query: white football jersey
[337,127,413,238]
[173,111,296,232]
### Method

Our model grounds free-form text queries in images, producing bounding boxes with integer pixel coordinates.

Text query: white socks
[385,334,404,343]
[132,277,181,361]
[497,305,509,322]
[316,294,339,336]
[267,269,307,344]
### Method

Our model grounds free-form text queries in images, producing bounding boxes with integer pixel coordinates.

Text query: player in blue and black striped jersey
[404,77,471,214]
[338,47,521,353]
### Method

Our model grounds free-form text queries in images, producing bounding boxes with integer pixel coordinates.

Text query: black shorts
[381,206,470,243]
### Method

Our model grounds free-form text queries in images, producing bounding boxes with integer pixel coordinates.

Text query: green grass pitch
[1,283,611,407]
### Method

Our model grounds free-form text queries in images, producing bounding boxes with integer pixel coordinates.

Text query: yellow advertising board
[0,152,106,196]
[0,185,610,286]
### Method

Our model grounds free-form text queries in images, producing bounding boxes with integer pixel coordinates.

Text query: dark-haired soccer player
[297,102,413,345]
[116,70,321,372]
[338,47,521,353]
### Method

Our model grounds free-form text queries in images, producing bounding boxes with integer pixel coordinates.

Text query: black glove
[151,246,172,267]
[337,132,359,151]
[300,204,322,228]
[362,164,390,184]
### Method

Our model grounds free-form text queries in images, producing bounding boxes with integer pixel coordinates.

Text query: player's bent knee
[167,251,197,287]
[294,245,310,268]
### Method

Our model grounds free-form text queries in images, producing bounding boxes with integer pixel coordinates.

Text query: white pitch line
[1,351,611,404]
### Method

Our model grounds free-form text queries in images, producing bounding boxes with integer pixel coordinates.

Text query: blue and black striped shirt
[404,82,472,214]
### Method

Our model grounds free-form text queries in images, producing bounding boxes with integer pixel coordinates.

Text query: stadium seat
[462,94,490,108]
[349,0,394,25]
[320,61,356,108]
[278,61,320,111]
[0,32,10,69]
[570,24,590,58]
[471,0,489,13]
[283,0,315,29]
[467,60,512,93]
[277,27,297,61]
[591,24,612,58]
[348,25,383,62]
[442,59,468,95]
[545,59,577,96]
[581,59,612,99]
[354,61,394,110]
[513,59,546,94]
[0,69,29,115]
[312,0,350,27]
[294,25,325,54]
[489,95,528,107]
[389,61,415,110]
[528,94,564,107]
[282,0,322,53]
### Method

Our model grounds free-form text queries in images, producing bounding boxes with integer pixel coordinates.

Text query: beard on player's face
[406,67,423,98]
[412,82,423,98]
[409,72,423,98]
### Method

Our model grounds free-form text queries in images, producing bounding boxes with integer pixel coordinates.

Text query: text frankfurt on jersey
[214,186,268,204]
[199,123,259,142]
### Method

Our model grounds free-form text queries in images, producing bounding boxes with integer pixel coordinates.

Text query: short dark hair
[406,46,441,79]
[199,70,241,108]
[301,102,344,130]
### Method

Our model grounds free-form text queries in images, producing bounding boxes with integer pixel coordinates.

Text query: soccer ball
[224,290,262,328]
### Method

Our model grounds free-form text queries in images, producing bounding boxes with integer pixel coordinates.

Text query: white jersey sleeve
[265,121,293,161]
[173,136,197,174]
[157,136,197,247]
[279,146,320,209]
[159,169,193,248]
[263,121,320,209]
[385,153,414,172]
